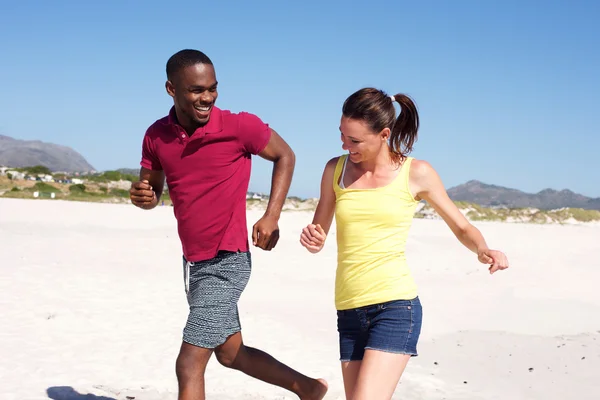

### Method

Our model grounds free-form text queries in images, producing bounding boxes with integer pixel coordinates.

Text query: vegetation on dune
[0,166,159,204]
[12,165,52,175]
[86,170,138,183]
[543,208,600,223]
[110,188,130,198]
[1,169,598,224]
[69,184,87,193]
[0,176,12,190]
[2,179,132,203]
[417,201,600,224]
[29,182,60,193]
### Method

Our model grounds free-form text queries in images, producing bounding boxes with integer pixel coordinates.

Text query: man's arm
[140,167,166,201]
[251,128,295,250]
[257,128,296,219]
[130,167,166,210]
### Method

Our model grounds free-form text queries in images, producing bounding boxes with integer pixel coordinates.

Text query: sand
[1,197,599,400]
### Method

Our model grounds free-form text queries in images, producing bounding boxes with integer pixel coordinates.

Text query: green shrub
[69,184,86,193]
[23,165,52,175]
[31,182,60,193]
[109,188,129,198]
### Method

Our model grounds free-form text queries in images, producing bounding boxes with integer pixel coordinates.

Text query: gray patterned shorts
[182,250,252,349]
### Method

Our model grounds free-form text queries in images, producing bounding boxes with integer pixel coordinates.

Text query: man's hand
[252,215,280,251]
[253,128,293,251]
[129,179,158,210]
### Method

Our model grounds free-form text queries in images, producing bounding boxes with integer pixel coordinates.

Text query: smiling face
[340,116,390,164]
[166,63,218,132]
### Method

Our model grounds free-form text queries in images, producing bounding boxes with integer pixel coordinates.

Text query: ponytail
[389,94,419,162]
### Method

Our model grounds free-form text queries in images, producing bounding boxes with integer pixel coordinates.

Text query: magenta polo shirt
[140,106,271,262]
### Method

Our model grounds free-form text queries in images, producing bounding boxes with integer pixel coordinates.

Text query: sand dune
[1,198,598,399]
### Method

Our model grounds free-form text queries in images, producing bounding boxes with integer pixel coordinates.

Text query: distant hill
[2,133,598,212]
[0,135,94,172]
[447,180,600,211]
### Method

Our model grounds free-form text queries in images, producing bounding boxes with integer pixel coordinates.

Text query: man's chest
[156,135,247,182]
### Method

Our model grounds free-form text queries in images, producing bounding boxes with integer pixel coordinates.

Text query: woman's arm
[311,157,339,234]
[300,157,339,253]
[410,159,509,274]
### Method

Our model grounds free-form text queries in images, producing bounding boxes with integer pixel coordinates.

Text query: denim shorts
[337,297,422,361]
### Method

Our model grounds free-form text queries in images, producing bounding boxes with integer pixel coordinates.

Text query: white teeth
[195,106,210,111]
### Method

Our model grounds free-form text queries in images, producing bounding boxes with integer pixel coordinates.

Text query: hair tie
[389,95,395,103]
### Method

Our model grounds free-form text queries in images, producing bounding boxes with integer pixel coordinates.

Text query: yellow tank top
[333,155,419,310]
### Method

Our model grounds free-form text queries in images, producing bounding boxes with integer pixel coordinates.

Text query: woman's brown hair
[342,88,419,163]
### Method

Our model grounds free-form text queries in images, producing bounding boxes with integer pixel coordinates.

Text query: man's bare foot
[301,378,328,400]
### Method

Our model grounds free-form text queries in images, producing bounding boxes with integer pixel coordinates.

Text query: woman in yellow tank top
[300,88,509,400]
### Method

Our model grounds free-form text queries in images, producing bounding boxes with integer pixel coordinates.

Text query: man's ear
[165,80,175,97]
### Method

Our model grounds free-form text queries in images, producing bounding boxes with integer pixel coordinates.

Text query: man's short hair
[166,49,213,81]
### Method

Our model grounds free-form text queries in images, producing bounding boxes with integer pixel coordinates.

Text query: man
[129,49,328,400]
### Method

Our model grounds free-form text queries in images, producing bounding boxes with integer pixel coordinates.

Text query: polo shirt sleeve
[237,112,271,155]
[140,130,163,171]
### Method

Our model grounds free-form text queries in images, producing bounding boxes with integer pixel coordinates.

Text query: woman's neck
[355,149,397,174]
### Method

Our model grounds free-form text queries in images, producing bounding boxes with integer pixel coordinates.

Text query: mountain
[447,180,600,210]
[0,135,94,172]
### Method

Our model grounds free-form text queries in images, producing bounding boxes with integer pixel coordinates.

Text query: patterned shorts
[182,250,252,348]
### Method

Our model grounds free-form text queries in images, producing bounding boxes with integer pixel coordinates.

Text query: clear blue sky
[1,0,598,198]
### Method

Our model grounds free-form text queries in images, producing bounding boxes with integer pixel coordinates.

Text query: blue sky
[1,0,598,198]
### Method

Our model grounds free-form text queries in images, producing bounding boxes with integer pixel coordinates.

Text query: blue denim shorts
[337,297,422,362]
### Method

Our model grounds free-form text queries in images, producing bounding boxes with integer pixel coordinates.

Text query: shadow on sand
[47,386,116,400]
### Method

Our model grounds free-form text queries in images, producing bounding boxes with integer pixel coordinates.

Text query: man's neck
[174,109,206,136]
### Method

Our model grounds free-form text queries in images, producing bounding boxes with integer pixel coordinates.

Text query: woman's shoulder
[407,158,446,196]
[407,157,436,178]
[324,155,346,171]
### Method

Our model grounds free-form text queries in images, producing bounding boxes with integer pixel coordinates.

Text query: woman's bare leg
[350,350,411,400]
[340,361,361,399]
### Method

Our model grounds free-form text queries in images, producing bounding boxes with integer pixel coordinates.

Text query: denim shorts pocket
[336,309,357,331]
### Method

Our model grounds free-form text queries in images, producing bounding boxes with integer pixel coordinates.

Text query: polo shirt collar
[167,106,223,138]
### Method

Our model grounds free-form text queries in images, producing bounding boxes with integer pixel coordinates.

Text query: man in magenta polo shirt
[129,49,327,400]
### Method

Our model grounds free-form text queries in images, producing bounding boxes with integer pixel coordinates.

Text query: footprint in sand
[92,385,174,400]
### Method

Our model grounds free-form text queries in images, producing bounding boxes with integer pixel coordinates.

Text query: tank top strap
[392,156,416,200]
[333,155,347,192]
[399,156,414,182]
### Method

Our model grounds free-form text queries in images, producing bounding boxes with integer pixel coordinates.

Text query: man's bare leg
[176,342,213,400]
[214,332,328,400]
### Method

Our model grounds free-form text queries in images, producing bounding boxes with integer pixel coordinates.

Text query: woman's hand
[478,248,510,274]
[300,223,327,253]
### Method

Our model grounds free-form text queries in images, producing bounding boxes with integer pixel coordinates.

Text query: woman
[300,88,509,400]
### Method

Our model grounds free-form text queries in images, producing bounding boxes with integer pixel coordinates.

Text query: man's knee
[176,342,212,380]
[214,344,245,370]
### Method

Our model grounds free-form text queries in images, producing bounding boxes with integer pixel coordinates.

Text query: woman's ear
[380,127,392,141]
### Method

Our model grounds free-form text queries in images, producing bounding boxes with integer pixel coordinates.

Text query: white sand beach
[1,197,599,400]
